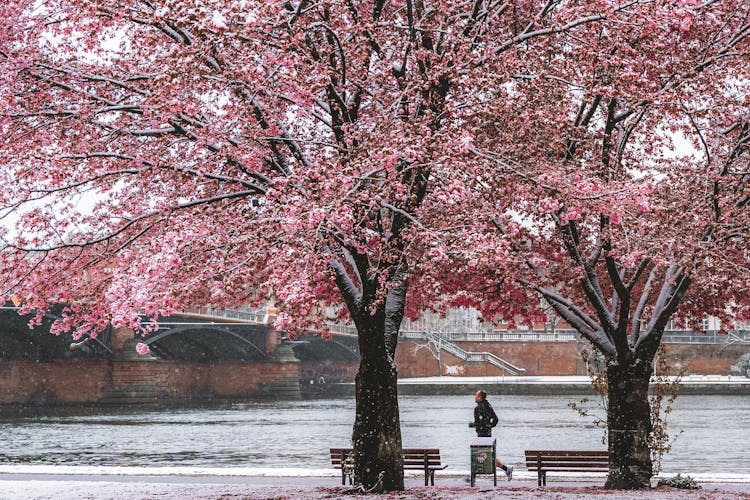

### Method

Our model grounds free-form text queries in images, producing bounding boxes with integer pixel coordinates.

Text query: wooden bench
[525,450,609,486]
[330,447,448,486]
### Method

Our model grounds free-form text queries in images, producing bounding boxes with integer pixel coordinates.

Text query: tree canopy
[438,0,750,354]
[1,1,622,337]
[1,0,748,491]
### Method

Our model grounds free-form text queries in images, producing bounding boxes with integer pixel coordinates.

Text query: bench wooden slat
[527,459,608,464]
[529,467,609,472]
[525,450,608,457]
[526,461,609,469]
[526,462,609,470]
[330,449,353,458]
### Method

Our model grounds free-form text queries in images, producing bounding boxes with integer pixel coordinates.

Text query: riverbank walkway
[1,467,749,499]
[391,374,750,396]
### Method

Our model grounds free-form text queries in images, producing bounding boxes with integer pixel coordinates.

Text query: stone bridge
[1,305,748,407]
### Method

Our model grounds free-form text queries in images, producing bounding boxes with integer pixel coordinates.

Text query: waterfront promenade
[397,374,750,394]
[1,467,750,499]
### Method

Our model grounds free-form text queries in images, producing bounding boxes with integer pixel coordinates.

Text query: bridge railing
[662,331,750,344]
[183,306,268,324]
[400,330,579,342]
[176,308,750,345]
[402,329,750,344]
[325,323,359,336]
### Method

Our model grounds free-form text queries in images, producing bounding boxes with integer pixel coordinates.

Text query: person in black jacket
[469,390,513,480]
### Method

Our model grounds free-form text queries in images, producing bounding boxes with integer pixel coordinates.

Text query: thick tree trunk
[351,324,404,491]
[605,358,653,489]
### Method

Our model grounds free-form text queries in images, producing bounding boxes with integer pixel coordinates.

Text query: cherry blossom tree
[429,0,750,489]
[0,0,614,491]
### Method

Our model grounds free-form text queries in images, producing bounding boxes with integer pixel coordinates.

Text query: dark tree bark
[349,276,406,492]
[533,241,690,490]
[604,358,654,489]
[333,258,407,492]
[351,321,404,491]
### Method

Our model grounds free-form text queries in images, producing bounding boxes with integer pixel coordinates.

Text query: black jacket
[473,399,499,437]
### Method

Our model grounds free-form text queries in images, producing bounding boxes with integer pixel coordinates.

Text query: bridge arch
[142,322,271,362]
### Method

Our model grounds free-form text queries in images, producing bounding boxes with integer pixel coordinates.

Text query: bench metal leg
[340,451,346,485]
[421,469,438,486]
[535,470,547,487]
[537,453,543,487]
[340,451,354,485]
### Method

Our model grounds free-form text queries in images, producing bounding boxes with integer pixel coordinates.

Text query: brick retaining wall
[0,360,110,404]
[394,340,583,377]
[0,359,299,405]
[393,340,749,378]
[1,341,746,405]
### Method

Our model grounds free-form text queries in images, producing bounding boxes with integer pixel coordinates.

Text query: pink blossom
[0,2,748,491]
[135,342,151,356]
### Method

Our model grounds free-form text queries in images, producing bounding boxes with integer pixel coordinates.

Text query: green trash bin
[470,437,497,486]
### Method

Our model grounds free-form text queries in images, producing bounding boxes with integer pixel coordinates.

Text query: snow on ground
[2,472,750,499]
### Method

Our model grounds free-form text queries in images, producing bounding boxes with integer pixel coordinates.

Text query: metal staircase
[423,332,525,375]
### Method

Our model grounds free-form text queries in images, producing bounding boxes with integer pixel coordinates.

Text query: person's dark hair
[476,390,487,400]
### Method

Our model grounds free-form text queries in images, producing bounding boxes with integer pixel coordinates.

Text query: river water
[0,394,748,474]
